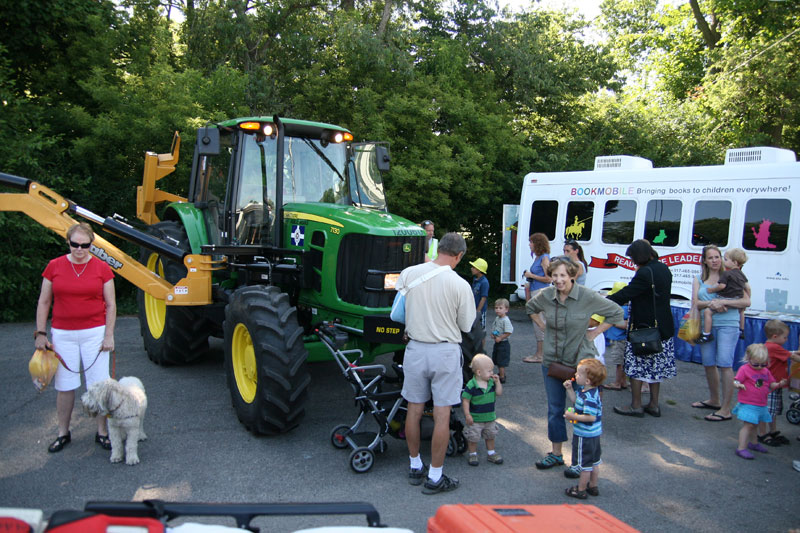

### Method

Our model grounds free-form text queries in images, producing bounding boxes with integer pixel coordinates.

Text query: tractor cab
[188,117,390,251]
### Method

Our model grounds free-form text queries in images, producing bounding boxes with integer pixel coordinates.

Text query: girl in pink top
[732,344,787,460]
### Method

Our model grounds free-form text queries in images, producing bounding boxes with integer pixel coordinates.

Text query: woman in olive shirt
[526,257,623,471]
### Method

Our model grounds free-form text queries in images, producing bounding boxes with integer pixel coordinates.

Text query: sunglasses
[749,362,767,368]
[69,241,92,249]
[421,220,433,227]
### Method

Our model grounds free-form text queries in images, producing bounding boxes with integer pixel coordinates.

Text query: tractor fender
[163,202,209,254]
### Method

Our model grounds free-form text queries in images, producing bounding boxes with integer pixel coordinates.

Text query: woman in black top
[607,240,676,418]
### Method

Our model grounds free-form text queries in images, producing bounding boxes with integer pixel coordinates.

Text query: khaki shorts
[605,340,626,366]
[463,420,499,442]
[401,340,463,406]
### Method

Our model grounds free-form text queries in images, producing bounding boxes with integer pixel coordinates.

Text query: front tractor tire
[224,285,311,435]
[136,221,210,365]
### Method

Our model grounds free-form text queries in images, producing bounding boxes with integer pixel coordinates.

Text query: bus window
[565,201,593,241]
[602,200,636,245]
[529,200,558,241]
[743,199,790,252]
[645,200,681,247]
[692,200,731,247]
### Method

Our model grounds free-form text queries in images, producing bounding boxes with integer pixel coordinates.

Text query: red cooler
[428,504,639,533]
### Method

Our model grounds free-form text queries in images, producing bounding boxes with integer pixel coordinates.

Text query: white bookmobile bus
[501,146,800,320]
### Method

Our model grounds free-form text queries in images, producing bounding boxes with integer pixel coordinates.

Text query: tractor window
[644,200,681,247]
[284,138,348,205]
[235,135,276,245]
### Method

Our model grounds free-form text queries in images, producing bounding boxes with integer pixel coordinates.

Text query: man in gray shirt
[397,232,476,494]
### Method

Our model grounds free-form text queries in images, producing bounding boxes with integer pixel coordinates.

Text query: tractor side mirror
[196,127,220,156]
[375,145,390,172]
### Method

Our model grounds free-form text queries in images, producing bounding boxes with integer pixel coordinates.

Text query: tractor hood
[283,203,425,238]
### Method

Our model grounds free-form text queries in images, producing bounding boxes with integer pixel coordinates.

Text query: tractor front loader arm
[0,173,219,306]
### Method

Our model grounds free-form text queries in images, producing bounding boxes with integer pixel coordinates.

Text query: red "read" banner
[588,252,702,271]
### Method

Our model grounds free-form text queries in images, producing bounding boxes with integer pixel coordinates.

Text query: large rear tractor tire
[223,285,310,435]
[136,221,210,365]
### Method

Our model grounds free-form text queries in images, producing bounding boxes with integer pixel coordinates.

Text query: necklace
[69,257,89,277]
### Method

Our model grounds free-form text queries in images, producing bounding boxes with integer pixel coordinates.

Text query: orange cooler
[428,504,639,533]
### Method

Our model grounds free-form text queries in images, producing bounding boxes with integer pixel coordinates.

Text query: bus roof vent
[594,155,653,171]
[725,147,797,165]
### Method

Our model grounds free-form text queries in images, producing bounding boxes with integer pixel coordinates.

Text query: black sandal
[586,485,599,497]
[48,432,71,453]
[95,433,112,450]
[565,485,588,500]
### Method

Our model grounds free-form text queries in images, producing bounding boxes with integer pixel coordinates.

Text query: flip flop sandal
[704,413,732,422]
[691,401,721,410]
[603,384,622,391]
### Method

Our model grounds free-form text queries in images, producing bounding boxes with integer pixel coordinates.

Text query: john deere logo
[403,243,412,253]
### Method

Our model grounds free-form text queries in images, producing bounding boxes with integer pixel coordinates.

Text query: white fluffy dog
[81,376,148,465]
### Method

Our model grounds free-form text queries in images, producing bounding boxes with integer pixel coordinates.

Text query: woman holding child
[525,256,623,471]
[606,239,675,418]
[690,244,751,422]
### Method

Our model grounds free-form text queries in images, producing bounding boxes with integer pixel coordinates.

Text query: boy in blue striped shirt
[563,358,606,499]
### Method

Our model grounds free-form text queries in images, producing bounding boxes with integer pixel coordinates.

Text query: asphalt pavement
[1,306,798,532]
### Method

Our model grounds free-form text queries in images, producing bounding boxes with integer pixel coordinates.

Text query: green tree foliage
[1,0,797,321]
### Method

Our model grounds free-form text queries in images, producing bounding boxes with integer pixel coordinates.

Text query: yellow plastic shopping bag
[29,348,59,392]
[677,308,701,344]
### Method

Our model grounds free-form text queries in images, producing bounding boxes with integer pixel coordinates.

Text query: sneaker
[564,465,581,478]
[736,449,754,460]
[793,460,800,472]
[408,463,427,486]
[535,453,564,470]
[696,333,714,344]
[487,453,503,465]
[748,442,769,454]
[468,454,479,466]
[422,474,459,494]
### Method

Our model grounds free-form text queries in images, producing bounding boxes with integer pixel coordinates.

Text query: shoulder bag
[627,267,663,356]
[390,265,450,324]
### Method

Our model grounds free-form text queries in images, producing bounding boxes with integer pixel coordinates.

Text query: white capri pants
[52,326,110,391]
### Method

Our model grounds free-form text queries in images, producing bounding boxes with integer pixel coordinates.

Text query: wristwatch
[34,330,47,339]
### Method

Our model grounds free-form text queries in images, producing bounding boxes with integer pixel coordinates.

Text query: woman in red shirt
[34,223,116,453]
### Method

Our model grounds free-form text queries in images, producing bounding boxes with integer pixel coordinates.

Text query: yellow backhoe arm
[0,175,219,305]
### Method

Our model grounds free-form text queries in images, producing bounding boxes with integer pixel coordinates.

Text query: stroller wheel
[330,424,352,449]
[455,432,468,454]
[349,447,375,473]
[446,434,457,457]
[787,408,800,425]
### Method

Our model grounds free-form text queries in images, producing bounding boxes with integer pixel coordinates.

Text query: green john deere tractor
[136,116,425,435]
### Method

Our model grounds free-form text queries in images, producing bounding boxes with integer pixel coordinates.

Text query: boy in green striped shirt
[461,354,504,466]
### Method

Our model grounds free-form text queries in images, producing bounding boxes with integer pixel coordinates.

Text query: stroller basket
[316,322,465,473]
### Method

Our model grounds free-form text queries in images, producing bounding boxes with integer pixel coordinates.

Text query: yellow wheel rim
[231,323,257,404]
[144,253,166,339]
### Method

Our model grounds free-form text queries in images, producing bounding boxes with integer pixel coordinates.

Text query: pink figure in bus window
[752,219,776,249]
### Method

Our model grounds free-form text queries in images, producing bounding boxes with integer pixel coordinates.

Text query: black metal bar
[84,500,385,528]
[0,172,32,191]
[274,115,285,249]
[101,217,186,264]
